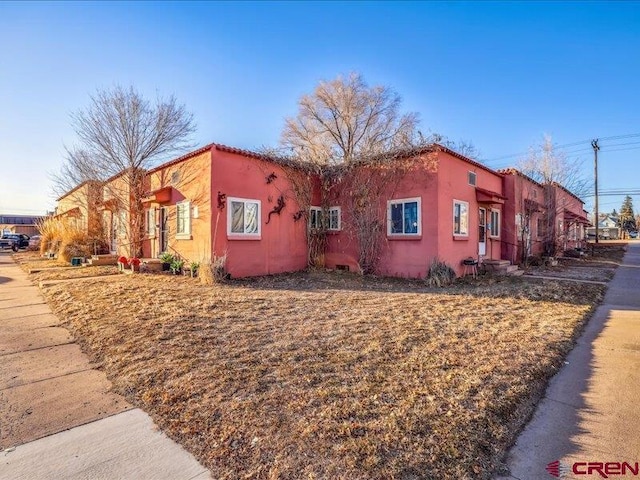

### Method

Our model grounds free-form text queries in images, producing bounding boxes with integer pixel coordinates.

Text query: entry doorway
[159,207,169,254]
[478,207,487,256]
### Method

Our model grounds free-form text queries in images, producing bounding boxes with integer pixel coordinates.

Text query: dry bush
[36,217,108,262]
[37,217,65,255]
[426,258,456,287]
[199,254,228,285]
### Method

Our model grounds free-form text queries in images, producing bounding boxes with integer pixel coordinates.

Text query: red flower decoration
[118,256,128,265]
[128,257,141,267]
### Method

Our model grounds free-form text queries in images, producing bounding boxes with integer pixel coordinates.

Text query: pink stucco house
[500,168,589,262]
[55,141,588,279]
[141,144,309,278]
[322,145,506,278]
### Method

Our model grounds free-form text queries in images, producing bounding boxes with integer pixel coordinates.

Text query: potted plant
[159,252,174,272]
[170,258,184,275]
[189,261,200,278]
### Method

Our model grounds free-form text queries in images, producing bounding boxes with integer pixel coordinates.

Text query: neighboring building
[549,182,590,251]
[586,213,620,240]
[323,145,506,278]
[141,144,309,278]
[500,169,546,263]
[0,215,46,236]
[500,170,589,259]
[55,180,103,237]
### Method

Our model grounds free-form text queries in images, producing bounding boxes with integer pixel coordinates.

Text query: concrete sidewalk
[498,243,640,479]
[0,252,211,479]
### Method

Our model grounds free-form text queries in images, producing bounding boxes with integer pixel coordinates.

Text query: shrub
[426,258,456,287]
[36,217,100,262]
[526,255,542,267]
[200,254,228,285]
[563,248,581,258]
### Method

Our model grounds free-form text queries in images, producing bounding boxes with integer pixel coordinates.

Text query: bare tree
[518,135,589,256]
[519,134,589,198]
[281,72,420,165]
[55,86,196,256]
[276,73,443,273]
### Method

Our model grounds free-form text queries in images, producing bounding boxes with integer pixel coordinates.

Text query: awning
[142,186,172,205]
[564,210,591,225]
[55,207,81,218]
[476,187,506,205]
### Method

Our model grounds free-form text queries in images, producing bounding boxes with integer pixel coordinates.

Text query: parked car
[28,234,41,250]
[629,231,638,239]
[0,233,30,250]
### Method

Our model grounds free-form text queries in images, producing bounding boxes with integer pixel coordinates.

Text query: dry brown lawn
[11,251,119,281]
[36,265,613,479]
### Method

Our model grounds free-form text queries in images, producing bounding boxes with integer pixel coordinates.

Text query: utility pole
[592,139,600,244]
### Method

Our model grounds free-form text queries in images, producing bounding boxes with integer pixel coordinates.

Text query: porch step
[483,259,524,276]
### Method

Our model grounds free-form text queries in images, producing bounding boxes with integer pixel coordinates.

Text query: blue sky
[1,1,639,216]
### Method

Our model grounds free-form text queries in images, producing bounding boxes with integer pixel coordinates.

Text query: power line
[481,132,640,165]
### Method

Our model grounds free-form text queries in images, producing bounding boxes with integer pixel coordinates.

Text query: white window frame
[309,206,323,230]
[387,197,421,236]
[453,199,469,236]
[328,206,341,231]
[145,207,156,237]
[227,197,261,238]
[489,209,500,238]
[468,171,477,186]
[176,201,191,239]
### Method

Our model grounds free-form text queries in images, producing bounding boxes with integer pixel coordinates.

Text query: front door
[110,212,117,254]
[478,207,487,256]
[159,207,169,254]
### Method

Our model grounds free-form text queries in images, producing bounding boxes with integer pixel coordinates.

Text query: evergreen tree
[619,196,637,232]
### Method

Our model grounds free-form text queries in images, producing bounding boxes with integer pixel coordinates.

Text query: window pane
[245,202,258,234]
[330,209,339,229]
[404,202,418,234]
[460,203,468,235]
[231,202,244,233]
[454,204,461,234]
[391,204,403,234]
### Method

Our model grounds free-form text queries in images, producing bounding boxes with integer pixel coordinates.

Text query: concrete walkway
[0,251,211,479]
[498,243,640,479]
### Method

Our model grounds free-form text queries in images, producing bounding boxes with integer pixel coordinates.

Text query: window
[468,171,477,186]
[176,201,191,238]
[453,200,469,236]
[388,198,421,235]
[537,217,545,239]
[145,208,156,236]
[328,206,341,231]
[228,197,261,237]
[489,209,500,237]
[116,210,127,237]
[309,206,323,230]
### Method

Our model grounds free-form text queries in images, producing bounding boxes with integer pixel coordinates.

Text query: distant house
[323,145,506,278]
[549,182,590,251]
[586,213,620,240]
[55,180,103,238]
[0,214,46,236]
[500,169,589,259]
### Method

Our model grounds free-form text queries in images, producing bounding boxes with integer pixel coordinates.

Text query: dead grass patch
[12,251,69,272]
[36,269,608,479]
